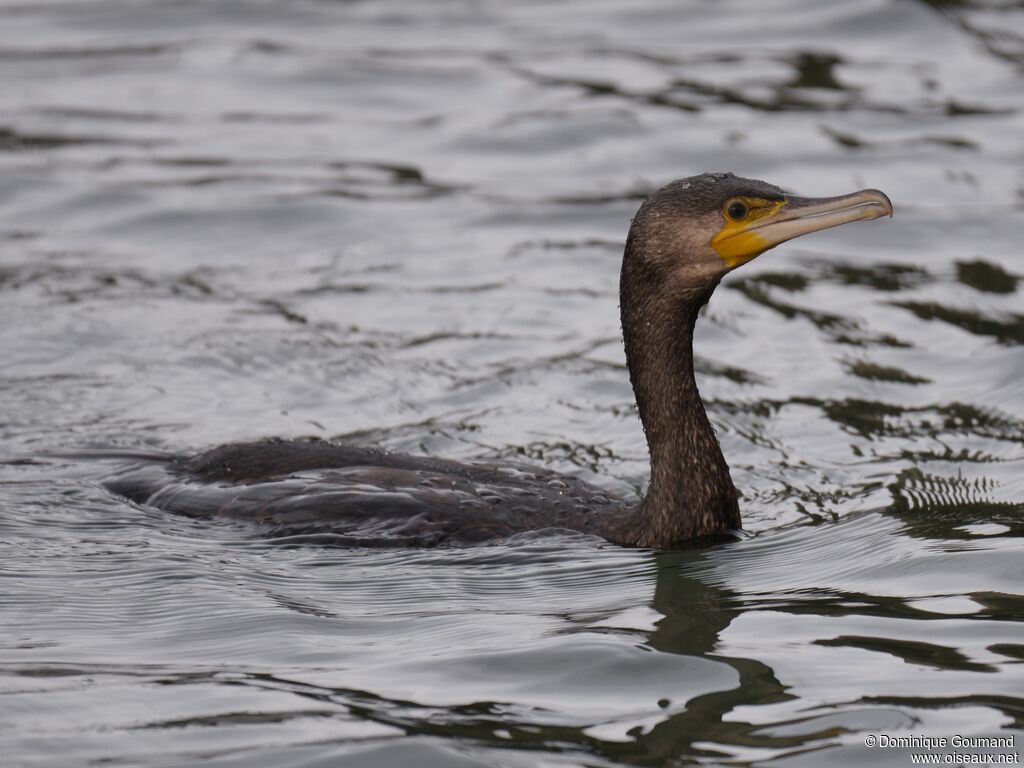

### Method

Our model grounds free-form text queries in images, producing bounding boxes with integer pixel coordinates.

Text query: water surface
[1,1,1022,766]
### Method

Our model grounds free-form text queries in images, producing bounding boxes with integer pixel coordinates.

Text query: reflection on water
[1,0,1022,765]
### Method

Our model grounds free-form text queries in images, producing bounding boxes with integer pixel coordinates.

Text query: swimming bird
[106,173,892,548]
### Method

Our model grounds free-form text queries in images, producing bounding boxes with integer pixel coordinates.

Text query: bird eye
[726,200,748,221]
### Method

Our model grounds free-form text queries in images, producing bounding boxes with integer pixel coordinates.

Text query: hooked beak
[712,188,893,269]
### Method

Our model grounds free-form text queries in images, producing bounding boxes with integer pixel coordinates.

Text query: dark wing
[104,440,627,546]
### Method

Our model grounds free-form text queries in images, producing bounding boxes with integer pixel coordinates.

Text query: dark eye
[726,200,748,220]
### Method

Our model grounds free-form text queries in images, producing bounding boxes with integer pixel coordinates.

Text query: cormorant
[105,173,892,548]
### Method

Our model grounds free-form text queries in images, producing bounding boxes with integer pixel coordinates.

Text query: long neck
[618,260,740,547]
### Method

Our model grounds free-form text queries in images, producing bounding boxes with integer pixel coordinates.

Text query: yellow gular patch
[711,197,787,268]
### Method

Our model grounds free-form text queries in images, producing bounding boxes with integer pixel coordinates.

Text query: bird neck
[619,272,740,547]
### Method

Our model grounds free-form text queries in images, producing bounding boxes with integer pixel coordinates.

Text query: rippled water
[2,1,1022,766]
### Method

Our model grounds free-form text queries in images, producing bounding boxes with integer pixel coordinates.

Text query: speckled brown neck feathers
[615,191,741,547]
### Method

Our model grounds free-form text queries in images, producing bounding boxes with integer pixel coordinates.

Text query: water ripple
[2,0,1023,765]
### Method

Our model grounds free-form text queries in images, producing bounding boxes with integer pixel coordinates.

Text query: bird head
[623,172,893,300]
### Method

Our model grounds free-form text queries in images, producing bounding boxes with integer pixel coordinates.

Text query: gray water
[1,1,1023,766]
